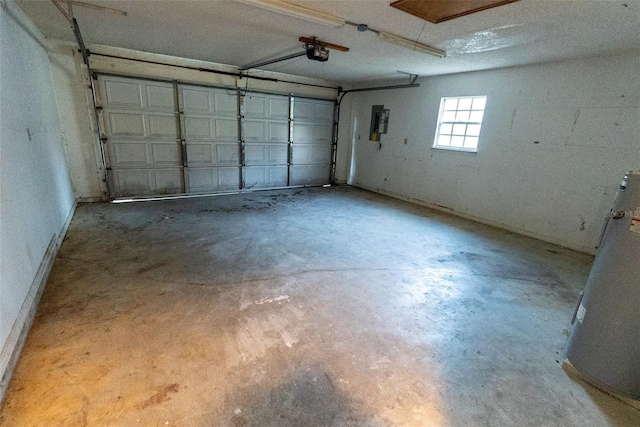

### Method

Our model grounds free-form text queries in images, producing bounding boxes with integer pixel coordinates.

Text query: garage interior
[1,0,639,425]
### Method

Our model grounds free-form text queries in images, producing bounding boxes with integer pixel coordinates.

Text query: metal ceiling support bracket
[239,50,307,72]
[51,0,73,24]
[52,0,127,19]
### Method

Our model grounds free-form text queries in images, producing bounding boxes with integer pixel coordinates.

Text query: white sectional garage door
[291,98,334,185]
[100,76,183,197]
[97,75,334,199]
[241,92,290,189]
[179,84,240,193]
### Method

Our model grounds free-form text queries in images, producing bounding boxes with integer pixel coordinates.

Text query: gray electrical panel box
[369,105,389,141]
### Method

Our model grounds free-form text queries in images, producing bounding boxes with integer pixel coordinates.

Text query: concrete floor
[1,186,639,426]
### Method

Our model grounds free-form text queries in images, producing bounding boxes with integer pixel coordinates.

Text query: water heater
[566,171,640,400]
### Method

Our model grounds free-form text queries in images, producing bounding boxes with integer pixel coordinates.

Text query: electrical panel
[369,105,390,141]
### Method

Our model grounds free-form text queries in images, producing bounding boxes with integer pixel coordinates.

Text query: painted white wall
[0,0,74,373]
[341,52,640,254]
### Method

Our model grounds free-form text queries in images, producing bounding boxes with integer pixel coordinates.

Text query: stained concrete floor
[1,186,639,426]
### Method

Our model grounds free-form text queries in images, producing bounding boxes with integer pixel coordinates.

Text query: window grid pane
[434,96,486,152]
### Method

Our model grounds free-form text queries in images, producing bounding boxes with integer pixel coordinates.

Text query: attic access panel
[390,0,520,24]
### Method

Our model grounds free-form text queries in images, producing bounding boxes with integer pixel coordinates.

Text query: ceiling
[16,0,640,83]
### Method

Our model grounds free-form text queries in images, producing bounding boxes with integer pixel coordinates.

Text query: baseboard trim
[76,196,104,203]
[0,201,76,403]
[351,183,595,255]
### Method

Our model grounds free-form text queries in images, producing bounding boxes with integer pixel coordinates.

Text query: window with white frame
[433,96,487,152]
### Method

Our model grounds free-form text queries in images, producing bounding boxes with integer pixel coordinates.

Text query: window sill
[432,146,478,153]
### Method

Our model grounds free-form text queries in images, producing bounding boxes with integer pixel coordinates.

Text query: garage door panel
[293,99,334,123]
[214,92,238,116]
[187,167,239,192]
[110,168,183,197]
[216,144,239,165]
[314,102,334,122]
[269,98,290,119]
[292,123,332,143]
[103,80,144,109]
[182,88,211,113]
[186,144,213,165]
[154,170,183,194]
[182,87,237,116]
[244,95,265,117]
[113,170,152,196]
[186,168,216,190]
[145,85,175,111]
[292,123,313,142]
[217,167,240,188]
[108,112,146,137]
[243,166,287,189]
[291,145,332,164]
[269,145,288,163]
[184,117,213,139]
[110,141,180,167]
[99,75,334,197]
[101,77,175,111]
[179,84,241,192]
[111,142,149,166]
[269,122,289,142]
[290,164,330,186]
[244,120,288,142]
[215,118,238,140]
[182,115,239,142]
[244,145,266,165]
[244,144,288,165]
[313,124,333,143]
[148,114,178,139]
[289,98,334,186]
[151,144,180,165]
[244,120,266,141]
[244,94,289,119]
[293,100,312,121]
